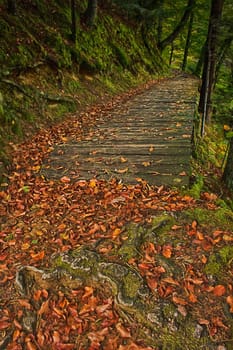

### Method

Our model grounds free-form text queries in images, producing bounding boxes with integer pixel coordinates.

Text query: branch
[158,0,196,51]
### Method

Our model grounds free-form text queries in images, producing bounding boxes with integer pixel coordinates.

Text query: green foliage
[112,44,131,69]
[204,246,233,277]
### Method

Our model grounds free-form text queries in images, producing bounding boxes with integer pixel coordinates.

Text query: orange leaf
[162,277,179,286]
[201,255,207,264]
[189,293,198,303]
[60,176,71,183]
[162,245,172,258]
[147,277,158,291]
[226,295,233,312]
[116,323,131,338]
[30,251,45,261]
[82,286,94,300]
[112,228,121,239]
[213,285,226,297]
[196,231,204,240]
[38,299,50,316]
[191,220,197,229]
[18,299,31,309]
[172,295,188,305]
[33,290,42,301]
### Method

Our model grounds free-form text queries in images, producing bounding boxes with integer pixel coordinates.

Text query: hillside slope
[0,0,165,174]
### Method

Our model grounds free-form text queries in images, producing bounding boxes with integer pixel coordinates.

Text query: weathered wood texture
[42,74,199,186]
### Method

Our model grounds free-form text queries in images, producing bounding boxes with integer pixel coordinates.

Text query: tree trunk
[222,137,233,190]
[195,39,207,77]
[7,0,16,14]
[158,0,195,51]
[182,11,194,71]
[83,0,98,27]
[198,0,224,135]
[157,0,163,43]
[71,0,77,42]
[169,42,174,66]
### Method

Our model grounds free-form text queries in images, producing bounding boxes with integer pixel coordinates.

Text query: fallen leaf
[142,161,151,167]
[213,285,226,297]
[147,277,158,291]
[172,295,188,305]
[226,295,233,312]
[60,176,71,183]
[223,234,233,242]
[30,251,45,261]
[162,245,172,258]
[82,286,94,300]
[189,293,198,303]
[0,320,11,330]
[116,323,131,338]
[38,299,50,316]
[162,277,179,286]
[115,167,128,173]
[112,228,121,239]
[120,157,128,163]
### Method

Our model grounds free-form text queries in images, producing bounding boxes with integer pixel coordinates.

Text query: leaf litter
[0,88,233,349]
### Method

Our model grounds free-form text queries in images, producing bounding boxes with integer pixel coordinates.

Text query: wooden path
[42,74,199,186]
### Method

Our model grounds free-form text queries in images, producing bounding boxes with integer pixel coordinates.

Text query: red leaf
[0,320,11,330]
[213,285,226,297]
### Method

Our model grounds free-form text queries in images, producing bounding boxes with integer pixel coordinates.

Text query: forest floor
[0,74,233,350]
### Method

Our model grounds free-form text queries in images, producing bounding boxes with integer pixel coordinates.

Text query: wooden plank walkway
[42,74,199,186]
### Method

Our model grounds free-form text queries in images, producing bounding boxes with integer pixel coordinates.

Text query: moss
[53,247,100,281]
[122,271,141,299]
[187,175,204,199]
[184,207,233,230]
[204,246,233,277]
[151,215,176,245]
[112,44,131,69]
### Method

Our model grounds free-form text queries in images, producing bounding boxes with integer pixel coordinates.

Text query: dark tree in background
[71,0,77,42]
[182,11,194,71]
[7,0,16,14]
[198,0,224,135]
[83,0,98,26]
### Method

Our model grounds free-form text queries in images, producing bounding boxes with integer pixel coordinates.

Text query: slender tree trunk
[158,0,196,51]
[169,42,174,66]
[7,0,16,14]
[198,0,224,135]
[182,11,193,71]
[83,0,98,27]
[71,0,76,42]
[157,0,163,43]
[195,39,207,77]
[222,137,233,190]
